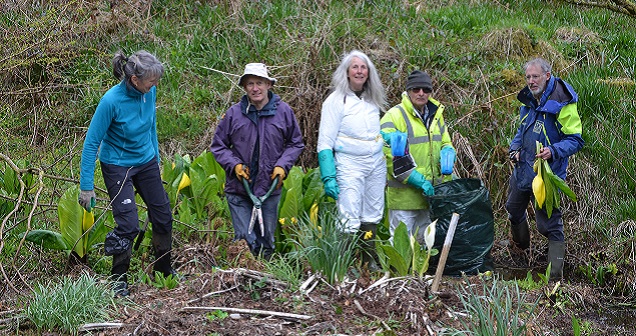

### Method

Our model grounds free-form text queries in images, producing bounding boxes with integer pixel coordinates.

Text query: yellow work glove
[234,164,250,182]
[270,166,286,189]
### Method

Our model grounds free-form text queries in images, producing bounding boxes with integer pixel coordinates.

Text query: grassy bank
[2,0,636,330]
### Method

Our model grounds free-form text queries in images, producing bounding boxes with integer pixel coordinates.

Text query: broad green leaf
[191,150,225,191]
[86,212,110,250]
[302,168,322,212]
[279,167,304,220]
[2,163,18,194]
[22,229,69,251]
[379,244,409,276]
[392,222,412,263]
[547,171,577,201]
[58,185,86,257]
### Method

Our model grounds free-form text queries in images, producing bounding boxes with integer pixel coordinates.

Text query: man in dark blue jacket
[507,57,584,281]
[211,63,304,260]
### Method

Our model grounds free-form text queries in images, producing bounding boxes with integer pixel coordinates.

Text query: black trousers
[101,158,172,241]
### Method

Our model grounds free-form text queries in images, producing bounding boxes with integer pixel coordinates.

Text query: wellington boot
[548,241,565,282]
[152,232,179,279]
[510,218,530,250]
[359,223,379,272]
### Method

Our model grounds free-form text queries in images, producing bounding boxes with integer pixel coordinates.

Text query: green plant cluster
[23,274,116,335]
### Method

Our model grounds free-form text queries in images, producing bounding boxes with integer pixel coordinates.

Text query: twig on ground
[187,285,239,304]
[180,306,312,321]
[132,320,144,336]
[78,322,128,332]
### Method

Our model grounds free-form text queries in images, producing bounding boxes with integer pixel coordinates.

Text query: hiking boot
[110,273,130,297]
[548,240,565,282]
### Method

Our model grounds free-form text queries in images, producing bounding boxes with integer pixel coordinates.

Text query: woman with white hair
[317,50,387,270]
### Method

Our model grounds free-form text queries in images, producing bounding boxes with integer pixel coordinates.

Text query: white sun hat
[238,63,276,86]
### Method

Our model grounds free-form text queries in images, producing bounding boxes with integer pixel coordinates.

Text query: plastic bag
[427,178,494,276]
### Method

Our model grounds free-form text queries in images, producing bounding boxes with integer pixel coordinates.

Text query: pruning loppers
[242,177,279,236]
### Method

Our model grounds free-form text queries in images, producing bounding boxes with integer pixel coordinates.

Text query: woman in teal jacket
[79,50,175,296]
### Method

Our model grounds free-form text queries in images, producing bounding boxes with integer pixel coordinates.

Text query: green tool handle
[242,177,280,204]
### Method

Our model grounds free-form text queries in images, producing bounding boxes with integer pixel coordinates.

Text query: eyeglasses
[525,74,545,81]
[411,87,432,94]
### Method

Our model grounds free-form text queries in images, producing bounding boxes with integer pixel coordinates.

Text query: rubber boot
[510,217,530,249]
[548,241,565,282]
[359,222,379,272]
[110,247,132,297]
[152,232,179,279]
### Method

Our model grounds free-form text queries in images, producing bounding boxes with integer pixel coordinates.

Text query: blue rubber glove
[406,171,435,196]
[440,146,456,175]
[318,149,340,200]
[390,131,408,157]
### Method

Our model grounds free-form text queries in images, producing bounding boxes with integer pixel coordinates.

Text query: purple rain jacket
[211,91,304,197]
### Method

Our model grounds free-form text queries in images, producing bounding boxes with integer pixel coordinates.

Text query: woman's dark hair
[112,50,164,81]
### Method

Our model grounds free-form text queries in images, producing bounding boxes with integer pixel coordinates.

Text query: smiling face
[525,64,550,98]
[347,56,369,92]
[131,75,160,94]
[242,75,272,109]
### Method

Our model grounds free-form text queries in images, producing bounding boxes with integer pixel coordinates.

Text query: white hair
[331,50,386,109]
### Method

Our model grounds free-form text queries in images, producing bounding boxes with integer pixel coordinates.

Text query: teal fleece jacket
[80,80,160,190]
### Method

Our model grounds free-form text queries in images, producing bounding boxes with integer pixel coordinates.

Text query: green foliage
[23,274,116,335]
[443,275,540,336]
[21,185,109,258]
[515,269,548,291]
[288,204,358,285]
[206,310,229,321]
[162,151,229,237]
[376,222,438,277]
[264,253,305,290]
[578,263,618,287]
[276,167,323,253]
[151,271,180,290]
[141,271,180,290]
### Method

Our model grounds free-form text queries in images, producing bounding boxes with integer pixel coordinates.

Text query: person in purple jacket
[211,63,304,260]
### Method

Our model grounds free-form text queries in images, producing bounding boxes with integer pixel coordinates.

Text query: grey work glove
[78,189,96,212]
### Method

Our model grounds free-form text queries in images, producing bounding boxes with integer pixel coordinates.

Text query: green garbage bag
[428,178,494,276]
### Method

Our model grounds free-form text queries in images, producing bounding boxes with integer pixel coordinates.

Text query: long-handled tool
[133,215,150,251]
[242,177,279,236]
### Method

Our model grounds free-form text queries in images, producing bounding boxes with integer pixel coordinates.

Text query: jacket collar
[121,79,144,98]
[240,91,279,116]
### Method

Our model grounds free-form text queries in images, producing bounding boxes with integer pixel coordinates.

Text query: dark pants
[505,173,564,242]
[226,192,281,256]
[101,158,173,241]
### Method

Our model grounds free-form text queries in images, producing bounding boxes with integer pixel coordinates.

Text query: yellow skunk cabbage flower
[310,202,319,225]
[532,160,546,208]
[82,209,94,232]
[177,172,191,193]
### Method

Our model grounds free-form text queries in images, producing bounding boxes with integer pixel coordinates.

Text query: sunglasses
[411,87,432,94]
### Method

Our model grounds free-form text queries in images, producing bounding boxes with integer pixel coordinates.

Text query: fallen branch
[186,285,239,304]
[358,273,409,295]
[181,306,312,321]
[78,322,128,332]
